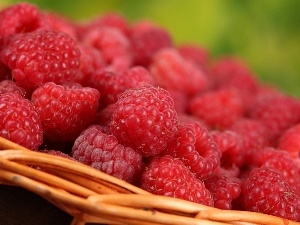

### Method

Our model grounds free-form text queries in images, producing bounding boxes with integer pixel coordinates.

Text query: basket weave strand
[0,136,299,225]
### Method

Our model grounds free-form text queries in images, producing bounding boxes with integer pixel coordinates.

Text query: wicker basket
[0,136,299,225]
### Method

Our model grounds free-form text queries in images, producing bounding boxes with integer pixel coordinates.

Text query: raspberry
[278,123,300,158]
[74,43,106,86]
[149,47,209,97]
[1,30,81,90]
[0,93,43,150]
[248,92,300,145]
[140,155,214,206]
[0,2,49,49]
[129,21,173,66]
[188,87,245,130]
[87,66,154,109]
[163,121,221,179]
[95,103,116,130]
[110,85,178,157]
[229,118,270,152]
[242,167,300,221]
[40,150,75,161]
[177,44,210,70]
[249,147,300,195]
[31,82,100,142]
[0,80,27,98]
[72,125,142,183]
[210,130,245,172]
[82,26,133,73]
[204,173,241,210]
[209,57,259,100]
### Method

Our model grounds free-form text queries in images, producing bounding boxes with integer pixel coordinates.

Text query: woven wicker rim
[0,136,299,225]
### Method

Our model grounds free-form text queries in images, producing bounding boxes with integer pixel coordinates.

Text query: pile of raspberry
[0,2,299,222]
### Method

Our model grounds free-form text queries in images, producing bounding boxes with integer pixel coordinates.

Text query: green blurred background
[1,0,300,97]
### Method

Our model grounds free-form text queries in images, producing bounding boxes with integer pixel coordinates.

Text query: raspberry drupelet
[72,125,143,183]
[110,85,178,157]
[31,82,100,142]
[0,93,43,150]
[1,30,81,90]
[140,155,214,206]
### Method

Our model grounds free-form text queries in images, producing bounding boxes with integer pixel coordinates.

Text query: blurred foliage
[1,0,300,97]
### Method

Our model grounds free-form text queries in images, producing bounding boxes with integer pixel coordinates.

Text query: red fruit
[278,123,300,158]
[31,82,100,142]
[204,173,241,210]
[0,93,43,150]
[129,21,173,66]
[0,2,49,48]
[40,150,75,161]
[110,85,178,157]
[72,125,142,183]
[0,80,27,98]
[88,66,154,108]
[248,92,300,145]
[82,26,133,73]
[249,147,300,195]
[1,30,81,90]
[163,121,221,179]
[140,155,214,206]
[242,167,300,221]
[150,48,209,97]
[189,87,245,130]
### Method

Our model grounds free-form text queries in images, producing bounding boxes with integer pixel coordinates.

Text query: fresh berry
[204,173,241,210]
[110,85,178,157]
[129,21,173,66]
[40,149,76,161]
[242,166,300,221]
[140,155,214,206]
[87,66,154,109]
[82,26,133,73]
[210,130,245,173]
[149,47,209,97]
[31,82,100,142]
[229,118,269,152]
[0,93,43,150]
[189,87,245,130]
[1,30,81,90]
[248,92,300,145]
[249,147,300,195]
[278,123,300,158]
[72,125,143,183]
[163,121,221,179]
[0,2,49,49]
[0,80,27,98]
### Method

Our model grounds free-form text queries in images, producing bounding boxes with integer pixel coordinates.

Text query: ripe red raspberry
[1,30,81,90]
[129,21,173,66]
[110,85,178,157]
[0,80,27,98]
[209,57,259,101]
[149,48,209,97]
[88,66,154,109]
[72,125,142,183]
[0,93,43,150]
[189,87,245,130]
[242,167,300,221]
[31,82,100,142]
[177,44,210,70]
[278,123,300,158]
[163,121,221,179]
[40,150,75,161]
[204,173,241,210]
[0,2,49,48]
[229,118,270,152]
[82,26,133,73]
[210,130,245,173]
[248,92,300,145]
[140,155,214,206]
[249,147,300,195]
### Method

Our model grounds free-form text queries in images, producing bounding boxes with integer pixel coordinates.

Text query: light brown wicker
[0,136,299,225]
